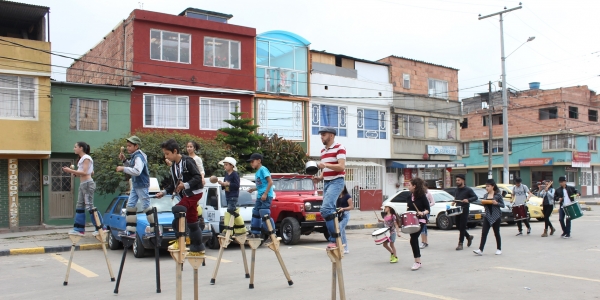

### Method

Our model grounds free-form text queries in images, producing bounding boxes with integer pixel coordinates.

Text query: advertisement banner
[427,145,458,155]
[572,151,591,168]
[519,158,553,167]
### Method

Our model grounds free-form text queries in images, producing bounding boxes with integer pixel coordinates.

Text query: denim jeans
[559,206,571,235]
[127,187,150,209]
[420,214,430,235]
[338,211,350,251]
[226,197,238,212]
[251,197,275,234]
[76,180,95,210]
[320,177,345,243]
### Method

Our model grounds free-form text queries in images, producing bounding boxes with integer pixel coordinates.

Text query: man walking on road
[313,127,347,249]
[452,174,477,250]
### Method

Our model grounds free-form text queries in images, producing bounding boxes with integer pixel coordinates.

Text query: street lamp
[506,37,536,59]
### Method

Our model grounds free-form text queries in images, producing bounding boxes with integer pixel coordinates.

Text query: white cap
[218,157,237,171]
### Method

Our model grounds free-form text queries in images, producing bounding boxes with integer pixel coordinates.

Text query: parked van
[200,177,256,249]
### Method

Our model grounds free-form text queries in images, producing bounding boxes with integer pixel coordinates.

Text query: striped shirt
[320,143,346,181]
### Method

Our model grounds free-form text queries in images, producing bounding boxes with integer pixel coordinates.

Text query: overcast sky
[27,0,600,100]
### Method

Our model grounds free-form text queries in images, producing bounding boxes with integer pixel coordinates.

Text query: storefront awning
[390,161,466,168]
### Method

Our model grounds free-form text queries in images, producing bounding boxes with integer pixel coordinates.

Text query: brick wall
[461,86,600,141]
[66,12,135,86]
[378,56,459,101]
[0,160,7,228]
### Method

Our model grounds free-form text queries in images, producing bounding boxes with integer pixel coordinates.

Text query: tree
[258,134,307,173]
[218,110,262,170]
[91,131,230,195]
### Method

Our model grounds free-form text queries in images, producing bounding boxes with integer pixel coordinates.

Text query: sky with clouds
[24,0,600,99]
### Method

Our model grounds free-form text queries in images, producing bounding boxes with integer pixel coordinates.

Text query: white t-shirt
[192,156,205,175]
[512,184,529,205]
[78,154,94,174]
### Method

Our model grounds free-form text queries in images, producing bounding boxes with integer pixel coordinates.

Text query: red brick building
[67,8,256,139]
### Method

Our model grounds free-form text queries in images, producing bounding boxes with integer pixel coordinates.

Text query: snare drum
[446,207,463,217]
[563,201,583,220]
[400,212,421,234]
[371,227,391,245]
[512,204,528,221]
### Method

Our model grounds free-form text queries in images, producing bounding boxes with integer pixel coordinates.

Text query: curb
[578,201,600,206]
[346,223,383,230]
[0,243,103,257]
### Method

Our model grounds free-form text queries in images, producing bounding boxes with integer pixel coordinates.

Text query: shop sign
[8,159,18,228]
[519,158,553,167]
[572,151,591,168]
[427,145,458,155]
[565,167,578,172]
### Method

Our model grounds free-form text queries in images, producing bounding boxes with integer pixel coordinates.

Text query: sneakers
[68,229,85,236]
[390,256,398,263]
[561,232,566,237]
[473,249,483,256]
[344,250,350,254]
[263,236,273,246]
[456,243,463,251]
[92,231,100,237]
[562,234,571,239]
[527,228,531,235]
[420,243,428,249]
[168,240,179,250]
[516,232,523,236]
[466,235,474,247]
[495,249,502,255]
[326,242,337,249]
[411,262,421,270]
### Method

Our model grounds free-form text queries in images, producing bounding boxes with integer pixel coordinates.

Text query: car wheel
[281,217,301,245]
[107,230,121,250]
[133,234,147,258]
[536,217,545,221]
[467,222,477,229]
[436,213,453,230]
[207,229,220,250]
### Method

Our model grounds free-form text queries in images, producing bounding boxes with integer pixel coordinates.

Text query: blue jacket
[124,150,150,188]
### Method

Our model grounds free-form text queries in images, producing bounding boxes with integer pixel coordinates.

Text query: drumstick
[374,211,382,221]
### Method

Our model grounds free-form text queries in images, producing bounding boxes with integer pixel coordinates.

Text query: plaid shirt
[482,193,505,224]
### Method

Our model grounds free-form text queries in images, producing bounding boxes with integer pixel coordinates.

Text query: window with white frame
[0,75,35,119]
[483,139,512,154]
[357,108,386,139]
[70,98,108,131]
[461,143,470,156]
[311,104,347,137]
[257,99,303,140]
[204,37,240,69]
[393,114,425,138]
[402,74,410,89]
[150,29,190,63]
[589,136,597,151]
[428,78,449,99]
[429,118,456,140]
[200,98,239,130]
[144,94,189,129]
[543,134,576,150]
[256,40,308,96]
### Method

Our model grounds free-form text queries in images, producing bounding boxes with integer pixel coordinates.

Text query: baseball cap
[246,153,263,162]
[126,135,142,145]
[218,157,238,171]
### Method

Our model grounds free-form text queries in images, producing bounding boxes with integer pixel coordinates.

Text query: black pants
[479,218,501,251]
[542,205,554,230]
[516,206,530,232]
[410,224,424,258]
[456,206,470,243]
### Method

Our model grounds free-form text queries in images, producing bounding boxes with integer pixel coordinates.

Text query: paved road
[1,213,599,300]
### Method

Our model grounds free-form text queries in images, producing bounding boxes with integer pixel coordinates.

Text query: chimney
[529,82,540,90]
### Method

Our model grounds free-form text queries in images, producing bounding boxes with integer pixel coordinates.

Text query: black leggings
[543,205,554,230]
[479,219,501,251]
[410,224,424,258]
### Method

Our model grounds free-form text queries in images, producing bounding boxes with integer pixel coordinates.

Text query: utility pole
[479,5,522,184]
[488,81,493,179]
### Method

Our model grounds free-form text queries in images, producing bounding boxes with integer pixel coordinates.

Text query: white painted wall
[309,73,393,159]
[354,61,390,84]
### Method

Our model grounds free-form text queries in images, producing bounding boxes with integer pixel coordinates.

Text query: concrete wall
[355,61,389,84]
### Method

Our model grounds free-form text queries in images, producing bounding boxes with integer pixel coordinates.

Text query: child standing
[247,153,276,244]
[116,136,151,237]
[336,186,354,254]
[378,204,401,263]
[63,142,101,236]
[218,157,240,213]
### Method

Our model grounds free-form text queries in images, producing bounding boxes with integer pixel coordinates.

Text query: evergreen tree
[218,110,262,160]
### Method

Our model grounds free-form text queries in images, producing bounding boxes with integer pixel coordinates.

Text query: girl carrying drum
[377,204,401,263]
[473,179,505,256]
[406,178,430,271]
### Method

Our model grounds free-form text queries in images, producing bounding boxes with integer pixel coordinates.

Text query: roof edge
[381,55,459,71]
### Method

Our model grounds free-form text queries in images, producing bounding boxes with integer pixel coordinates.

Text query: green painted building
[44,82,131,226]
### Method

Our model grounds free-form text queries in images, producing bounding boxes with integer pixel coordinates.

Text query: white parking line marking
[300,246,325,251]
[388,287,461,300]
[204,256,232,263]
[586,249,600,252]
[495,267,600,283]
[50,253,98,278]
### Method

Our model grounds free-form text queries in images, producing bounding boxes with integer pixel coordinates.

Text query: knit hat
[455,174,466,181]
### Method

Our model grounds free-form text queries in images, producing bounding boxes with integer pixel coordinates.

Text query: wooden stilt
[113,236,134,294]
[63,234,82,286]
[325,213,346,300]
[233,234,250,278]
[168,212,187,300]
[187,255,205,300]
[246,238,262,289]
[264,215,293,286]
[211,213,250,284]
[92,210,115,282]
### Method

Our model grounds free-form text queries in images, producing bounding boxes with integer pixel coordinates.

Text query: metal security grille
[49,160,74,219]
[17,160,41,226]
[18,159,40,192]
[51,161,72,192]
[315,162,383,210]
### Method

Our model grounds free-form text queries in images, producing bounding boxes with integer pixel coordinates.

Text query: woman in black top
[336,186,354,254]
[473,179,505,256]
[407,178,430,271]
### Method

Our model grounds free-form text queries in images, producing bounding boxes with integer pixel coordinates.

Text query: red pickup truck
[263,174,328,245]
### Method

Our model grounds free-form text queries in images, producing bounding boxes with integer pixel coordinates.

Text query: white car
[381,190,485,230]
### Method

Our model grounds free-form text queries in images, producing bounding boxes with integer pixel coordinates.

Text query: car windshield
[136,197,174,213]
[220,190,256,208]
[272,178,314,191]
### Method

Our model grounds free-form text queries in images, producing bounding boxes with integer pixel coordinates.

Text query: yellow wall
[0,37,51,154]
